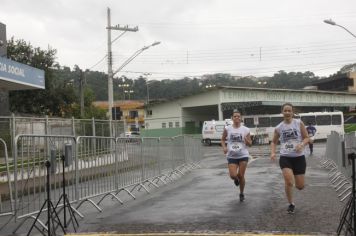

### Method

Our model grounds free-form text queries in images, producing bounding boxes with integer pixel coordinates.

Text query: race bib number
[231,144,241,151]
[228,143,242,155]
[284,141,298,152]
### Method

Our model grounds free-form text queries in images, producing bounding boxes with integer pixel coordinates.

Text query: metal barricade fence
[76,136,117,204]
[13,134,76,220]
[2,133,204,228]
[325,131,341,165]
[343,132,356,178]
[171,136,186,170]
[116,137,143,189]
[326,131,351,178]
[158,137,174,174]
[0,138,13,217]
[141,138,160,182]
[184,136,203,164]
[323,131,354,203]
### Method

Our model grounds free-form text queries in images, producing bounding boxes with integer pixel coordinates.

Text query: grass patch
[345,124,356,133]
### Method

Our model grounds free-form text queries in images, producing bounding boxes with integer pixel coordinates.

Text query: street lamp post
[143,72,151,105]
[205,84,216,89]
[257,81,267,86]
[124,90,134,100]
[118,83,129,100]
[324,19,356,39]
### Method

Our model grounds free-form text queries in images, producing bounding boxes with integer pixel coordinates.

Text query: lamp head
[151,41,161,46]
[324,19,336,26]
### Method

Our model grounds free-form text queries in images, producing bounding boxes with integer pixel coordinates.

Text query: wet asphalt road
[73,143,343,235]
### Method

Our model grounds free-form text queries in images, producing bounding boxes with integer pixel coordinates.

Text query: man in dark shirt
[306,122,317,154]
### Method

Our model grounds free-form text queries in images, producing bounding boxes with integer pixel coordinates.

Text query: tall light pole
[124,90,134,100]
[118,83,129,100]
[107,7,138,120]
[324,19,356,39]
[143,72,151,105]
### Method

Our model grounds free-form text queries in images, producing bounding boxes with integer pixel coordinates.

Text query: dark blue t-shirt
[306,125,316,136]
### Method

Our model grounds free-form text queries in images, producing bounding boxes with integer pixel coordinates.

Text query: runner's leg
[282,168,295,204]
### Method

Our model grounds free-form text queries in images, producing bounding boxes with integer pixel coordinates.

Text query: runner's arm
[270,129,279,161]
[221,128,228,154]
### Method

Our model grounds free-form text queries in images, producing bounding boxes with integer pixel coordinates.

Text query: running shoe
[239,193,245,202]
[234,178,240,187]
[287,204,295,214]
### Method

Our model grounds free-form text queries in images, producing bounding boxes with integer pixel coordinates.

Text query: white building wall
[145,101,182,129]
[145,90,221,129]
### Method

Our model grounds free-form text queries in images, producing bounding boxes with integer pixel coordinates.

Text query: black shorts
[227,157,249,165]
[279,155,306,175]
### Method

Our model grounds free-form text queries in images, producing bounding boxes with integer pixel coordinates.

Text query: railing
[321,131,355,235]
[0,134,203,235]
[0,138,13,219]
[321,131,351,202]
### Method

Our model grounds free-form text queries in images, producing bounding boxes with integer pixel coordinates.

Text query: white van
[202,119,232,145]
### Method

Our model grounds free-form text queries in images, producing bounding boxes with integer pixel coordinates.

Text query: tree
[267,70,318,89]
[71,87,107,119]
[7,37,77,116]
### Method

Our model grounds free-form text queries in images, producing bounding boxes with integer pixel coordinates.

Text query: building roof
[93,100,144,110]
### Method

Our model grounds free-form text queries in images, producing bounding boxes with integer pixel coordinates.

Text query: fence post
[141,138,145,182]
[92,117,96,136]
[72,116,75,136]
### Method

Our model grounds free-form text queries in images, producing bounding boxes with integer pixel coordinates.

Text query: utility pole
[80,70,85,118]
[143,73,151,105]
[107,7,138,120]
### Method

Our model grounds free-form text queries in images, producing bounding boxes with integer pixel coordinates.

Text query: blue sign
[0,57,45,89]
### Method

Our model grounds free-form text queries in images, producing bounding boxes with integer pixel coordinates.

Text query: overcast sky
[1,0,356,80]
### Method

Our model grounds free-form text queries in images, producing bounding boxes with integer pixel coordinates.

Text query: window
[129,110,138,119]
[244,118,254,128]
[175,122,180,128]
[146,110,152,116]
[215,125,225,132]
[301,115,315,125]
[169,122,173,128]
[316,115,331,125]
[258,117,270,127]
[332,115,342,125]
[270,116,283,126]
[162,123,166,128]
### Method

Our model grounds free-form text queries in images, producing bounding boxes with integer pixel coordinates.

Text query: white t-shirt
[275,119,304,157]
[225,125,250,159]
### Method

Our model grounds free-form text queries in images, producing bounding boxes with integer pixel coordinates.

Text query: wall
[145,101,182,129]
